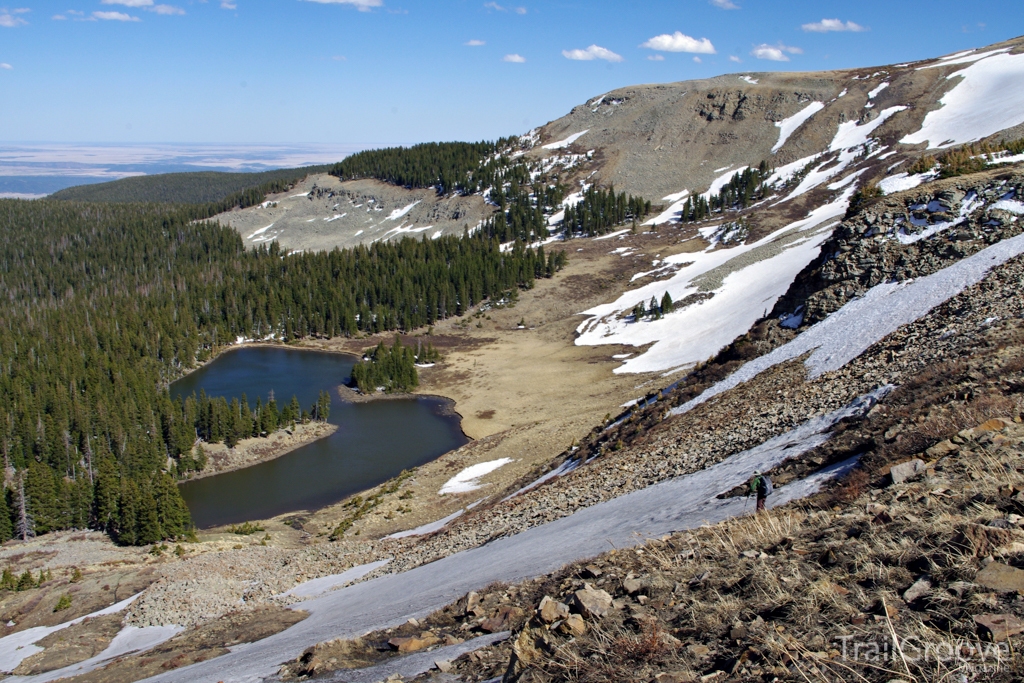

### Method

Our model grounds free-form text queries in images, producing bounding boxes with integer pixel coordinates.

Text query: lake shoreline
[179,420,339,482]
[173,344,469,528]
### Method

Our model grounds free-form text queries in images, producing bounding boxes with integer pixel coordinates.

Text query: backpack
[758,475,773,497]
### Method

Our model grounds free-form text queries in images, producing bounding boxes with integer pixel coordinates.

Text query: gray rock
[571,586,614,619]
[890,459,926,485]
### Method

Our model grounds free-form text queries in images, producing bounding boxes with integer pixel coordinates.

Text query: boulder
[975,418,1014,433]
[975,613,1024,642]
[572,586,614,619]
[480,605,522,633]
[558,613,587,636]
[462,591,484,617]
[623,576,644,595]
[926,440,959,458]
[975,562,1024,593]
[388,634,440,653]
[537,596,569,624]
[890,459,926,485]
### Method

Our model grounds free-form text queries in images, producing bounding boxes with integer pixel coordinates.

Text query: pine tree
[661,292,674,315]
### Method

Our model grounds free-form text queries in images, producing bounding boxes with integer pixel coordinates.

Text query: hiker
[749,470,773,512]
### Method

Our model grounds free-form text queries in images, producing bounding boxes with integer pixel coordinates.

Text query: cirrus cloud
[562,44,623,63]
[465,39,485,46]
[710,0,738,8]
[485,2,526,14]
[301,0,383,11]
[751,43,802,61]
[801,18,866,32]
[640,31,715,54]
[503,53,525,63]
[0,62,12,69]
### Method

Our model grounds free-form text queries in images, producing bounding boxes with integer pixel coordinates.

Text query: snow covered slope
[561,36,1024,375]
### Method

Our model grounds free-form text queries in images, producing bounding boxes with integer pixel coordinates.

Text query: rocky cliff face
[773,168,1024,326]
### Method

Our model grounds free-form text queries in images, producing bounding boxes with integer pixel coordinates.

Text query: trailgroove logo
[836,635,1011,673]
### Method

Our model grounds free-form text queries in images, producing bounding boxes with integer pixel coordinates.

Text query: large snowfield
[902,50,1024,148]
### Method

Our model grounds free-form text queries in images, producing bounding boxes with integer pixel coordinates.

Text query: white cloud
[710,0,739,8]
[751,43,802,61]
[562,44,623,63]
[0,62,11,70]
[93,10,140,20]
[53,14,66,19]
[801,18,865,32]
[332,55,347,61]
[0,11,27,27]
[503,53,525,63]
[301,0,383,11]
[152,4,185,14]
[729,55,742,63]
[647,54,664,61]
[641,31,715,54]
[101,0,152,5]
[693,56,702,63]
[465,39,485,46]
[220,0,236,8]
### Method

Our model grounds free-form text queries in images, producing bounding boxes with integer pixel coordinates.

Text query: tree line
[328,141,513,196]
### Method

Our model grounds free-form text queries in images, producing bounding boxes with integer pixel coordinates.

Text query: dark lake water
[171,346,467,528]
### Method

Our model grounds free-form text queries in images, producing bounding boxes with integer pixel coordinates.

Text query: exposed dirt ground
[290,225,708,540]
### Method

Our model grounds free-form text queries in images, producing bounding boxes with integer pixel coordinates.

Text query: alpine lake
[172,346,467,528]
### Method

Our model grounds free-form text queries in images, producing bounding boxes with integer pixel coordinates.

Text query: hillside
[48,166,330,205]
[2,35,1024,683]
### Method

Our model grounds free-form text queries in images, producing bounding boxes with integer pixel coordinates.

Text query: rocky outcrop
[773,168,1024,326]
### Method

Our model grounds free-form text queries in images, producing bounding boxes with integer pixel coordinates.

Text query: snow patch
[918,48,1010,70]
[593,228,632,241]
[0,593,143,674]
[284,561,391,599]
[772,101,825,153]
[387,509,469,539]
[440,459,513,495]
[385,201,421,221]
[878,171,938,194]
[543,131,589,150]
[992,199,1024,214]
[246,223,274,239]
[867,82,889,99]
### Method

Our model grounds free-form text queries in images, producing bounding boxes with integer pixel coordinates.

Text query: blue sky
[1,0,1022,145]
